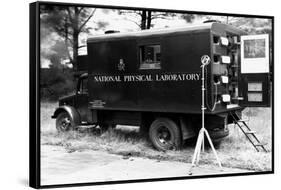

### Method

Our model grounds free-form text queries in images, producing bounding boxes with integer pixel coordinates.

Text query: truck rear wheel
[149,118,182,151]
[56,112,75,132]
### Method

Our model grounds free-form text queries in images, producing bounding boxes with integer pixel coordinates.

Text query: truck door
[239,34,271,107]
[75,74,89,122]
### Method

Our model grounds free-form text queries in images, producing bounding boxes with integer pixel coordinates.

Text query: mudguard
[180,117,196,140]
[51,105,81,126]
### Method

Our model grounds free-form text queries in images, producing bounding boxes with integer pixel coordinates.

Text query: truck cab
[52,73,89,131]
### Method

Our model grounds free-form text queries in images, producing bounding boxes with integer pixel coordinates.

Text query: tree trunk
[146,11,152,29]
[141,10,147,30]
[72,32,78,70]
[72,7,79,70]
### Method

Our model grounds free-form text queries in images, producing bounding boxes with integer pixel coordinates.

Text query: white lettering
[92,73,200,82]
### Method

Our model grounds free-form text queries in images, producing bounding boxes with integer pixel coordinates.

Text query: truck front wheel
[56,112,75,132]
[149,118,182,151]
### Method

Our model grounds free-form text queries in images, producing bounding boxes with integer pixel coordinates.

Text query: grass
[40,101,272,171]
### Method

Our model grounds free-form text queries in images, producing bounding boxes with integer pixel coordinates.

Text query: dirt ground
[41,144,252,186]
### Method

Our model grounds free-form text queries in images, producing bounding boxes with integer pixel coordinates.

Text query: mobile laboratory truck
[52,22,271,151]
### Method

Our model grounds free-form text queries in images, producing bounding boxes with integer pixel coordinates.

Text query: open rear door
[239,34,271,107]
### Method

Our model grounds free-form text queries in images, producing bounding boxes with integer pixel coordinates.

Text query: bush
[40,68,76,100]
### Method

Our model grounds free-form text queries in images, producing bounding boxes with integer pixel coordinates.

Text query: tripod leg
[196,131,204,165]
[204,129,222,168]
[191,129,203,166]
[189,130,204,175]
[202,132,205,152]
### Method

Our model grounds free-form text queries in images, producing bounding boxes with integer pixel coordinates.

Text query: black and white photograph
[29,1,274,188]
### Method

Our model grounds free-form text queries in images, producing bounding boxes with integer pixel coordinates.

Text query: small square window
[139,44,161,70]
[248,93,263,102]
[248,82,263,91]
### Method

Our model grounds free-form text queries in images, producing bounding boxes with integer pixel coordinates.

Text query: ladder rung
[237,119,249,122]
[255,143,267,146]
[245,131,256,134]
[230,112,267,152]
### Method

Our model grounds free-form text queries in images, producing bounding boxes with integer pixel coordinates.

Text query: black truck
[52,22,270,151]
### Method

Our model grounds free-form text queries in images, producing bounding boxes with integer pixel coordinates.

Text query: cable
[204,66,218,111]
[210,83,218,111]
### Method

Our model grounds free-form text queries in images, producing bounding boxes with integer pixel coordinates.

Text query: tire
[56,112,75,132]
[149,118,182,151]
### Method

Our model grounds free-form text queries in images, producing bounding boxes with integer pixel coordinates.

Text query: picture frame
[30,1,274,188]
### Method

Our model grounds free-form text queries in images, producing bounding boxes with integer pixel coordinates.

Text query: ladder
[229,112,267,152]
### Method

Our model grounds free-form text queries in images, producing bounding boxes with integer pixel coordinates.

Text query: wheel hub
[60,117,71,130]
[157,127,171,145]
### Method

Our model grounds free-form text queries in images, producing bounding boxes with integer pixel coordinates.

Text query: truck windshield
[78,78,88,94]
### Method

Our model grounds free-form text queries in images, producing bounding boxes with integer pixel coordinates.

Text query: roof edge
[87,23,214,43]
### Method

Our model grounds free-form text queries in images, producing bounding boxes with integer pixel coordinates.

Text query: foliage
[201,15,272,35]
[40,5,96,69]
[227,17,272,35]
[40,68,76,100]
[181,14,196,23]
[118,10,195,30]
[40,34,69,69]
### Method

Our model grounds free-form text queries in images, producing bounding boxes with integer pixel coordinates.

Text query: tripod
[189,56,222,174]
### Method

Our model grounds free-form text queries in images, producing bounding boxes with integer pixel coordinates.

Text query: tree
[118,10,177,30]
[200,15,272,35]
[228,17,272,34]
[181,14,195,23]
[40,5,96,69]
[118,10,195,30]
